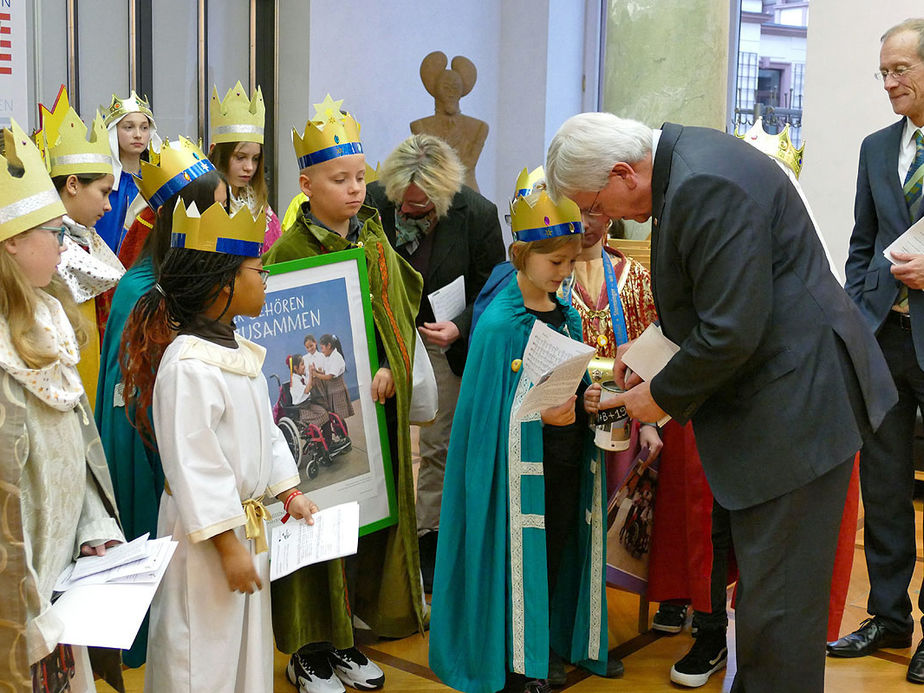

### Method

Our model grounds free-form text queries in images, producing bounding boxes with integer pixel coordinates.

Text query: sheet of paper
[50,539,177,650]
[69,532,150,581]
[514,321,595,420]
[521,319,595,385]
[883,216,924,264]
[55,537,175,591]
[621,324,680,383]
[427,275,466,323]
[270,501,360,581]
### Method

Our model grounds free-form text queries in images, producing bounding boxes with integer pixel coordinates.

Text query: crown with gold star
[134,137,215,210]
[102,90,155,128]
[0,120,68,242]
[38,88,113,177]
[292,94,363,170]
[735,117,805,179]
[513,165,548,201]
[170,199,266,257]
[210,81,265,145]
[510,176,583,243]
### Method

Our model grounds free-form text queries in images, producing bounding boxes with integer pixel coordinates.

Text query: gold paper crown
[292,94,363,170]
[102,90,155,128]
[33,85,70,156]
[513,166,547,201]
[40,97,113,178]
[0,120,67,242]
[510,187,583,243]
[210,81,265,145]
[170,199,266,257]
[735,117,805,179]
[134,137,215,210]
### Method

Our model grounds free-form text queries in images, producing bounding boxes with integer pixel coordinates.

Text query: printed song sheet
[883,216,924,263]
[516,320,595,420]
[49,538,177,650]
[270,501,360,581]
[620,323,680,426]
[428,275,466,323]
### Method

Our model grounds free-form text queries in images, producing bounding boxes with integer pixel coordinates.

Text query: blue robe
[96,171,138,253]
[94,257,163,668]
[429,275,608,693]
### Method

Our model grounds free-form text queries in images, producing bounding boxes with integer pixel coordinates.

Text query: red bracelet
[282,490,303,523]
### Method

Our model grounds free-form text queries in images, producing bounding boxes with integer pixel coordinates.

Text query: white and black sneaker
[328,647,385,690]
[669,630,728,688]
[287,648,346,693]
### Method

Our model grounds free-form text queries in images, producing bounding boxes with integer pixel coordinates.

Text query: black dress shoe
[909,641,924,684]
[826,617,913,658]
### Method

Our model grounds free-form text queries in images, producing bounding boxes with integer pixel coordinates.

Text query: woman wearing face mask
[95,90,162,255]
[38,88,125,407]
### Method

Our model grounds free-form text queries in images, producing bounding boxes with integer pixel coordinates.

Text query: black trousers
[858,319,924,634]
[727,457,853,693]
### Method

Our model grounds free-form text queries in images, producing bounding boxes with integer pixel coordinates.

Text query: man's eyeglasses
[38,225,68,245]
[875,63,922,82]
[580,188,604,218]
[404,199,432,210]
[246,267,271,287]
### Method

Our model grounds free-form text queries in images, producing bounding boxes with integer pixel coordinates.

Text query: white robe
[145,334,300,693]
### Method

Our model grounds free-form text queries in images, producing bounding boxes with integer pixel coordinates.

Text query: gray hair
[379,134,464,218]
[881,18,924,61]
[545,112,652,199]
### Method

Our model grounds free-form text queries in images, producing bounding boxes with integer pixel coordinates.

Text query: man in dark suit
[831,18,924,684]
[366,134,505,590]
[546,113,896,692]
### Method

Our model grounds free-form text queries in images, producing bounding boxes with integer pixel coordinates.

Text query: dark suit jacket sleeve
[649,174,774,421]
[450,195,505,341]
[845,138,877,300]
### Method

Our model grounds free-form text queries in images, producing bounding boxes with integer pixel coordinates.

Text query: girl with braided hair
[120,200,318,691]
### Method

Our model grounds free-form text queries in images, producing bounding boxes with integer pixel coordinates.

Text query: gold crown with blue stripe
[512,165,547,201]
[134,136,215,210]
[0,120,68,242]
[210,81,265,145]
[37,87,113,178]
[734,117,804,179]
[510,167,583,242]
[292,94,363,170]
[170,199,266,257]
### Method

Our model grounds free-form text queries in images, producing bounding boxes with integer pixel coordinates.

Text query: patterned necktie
[905,130,924,221]
[894,130,924,312]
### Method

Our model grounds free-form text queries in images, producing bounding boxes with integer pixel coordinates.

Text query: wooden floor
[102,436,924,692]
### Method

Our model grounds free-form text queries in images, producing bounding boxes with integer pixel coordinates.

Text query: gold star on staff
[312,94,345,122]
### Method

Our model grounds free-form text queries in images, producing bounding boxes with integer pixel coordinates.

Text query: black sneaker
[523,679,552,693]
[287,648,345,693]
[328,647,385,690]
[670,630,728,688]
[652,602,688,634]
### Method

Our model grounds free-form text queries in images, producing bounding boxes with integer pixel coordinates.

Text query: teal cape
[429,275,608,693]
[94,257,164,668]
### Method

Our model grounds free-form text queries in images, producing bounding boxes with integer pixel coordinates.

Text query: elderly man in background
[545,112,895,693]
[832,18,924,685]
[367,134,505,589]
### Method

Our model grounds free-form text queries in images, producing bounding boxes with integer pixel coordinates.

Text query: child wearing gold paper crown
[429,177,613,693]
[120,199,316,692]
[264,95,424,693]
[208,81,282,254]
[96,90,162,254]
[0,120,124,692]
[96,137,226,668]
[36,86,125,408]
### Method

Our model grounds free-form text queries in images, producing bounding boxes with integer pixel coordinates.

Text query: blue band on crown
[170,232,263,258]
[512,220,583,243]
[297,142,363,170]
[148,159,216,210]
